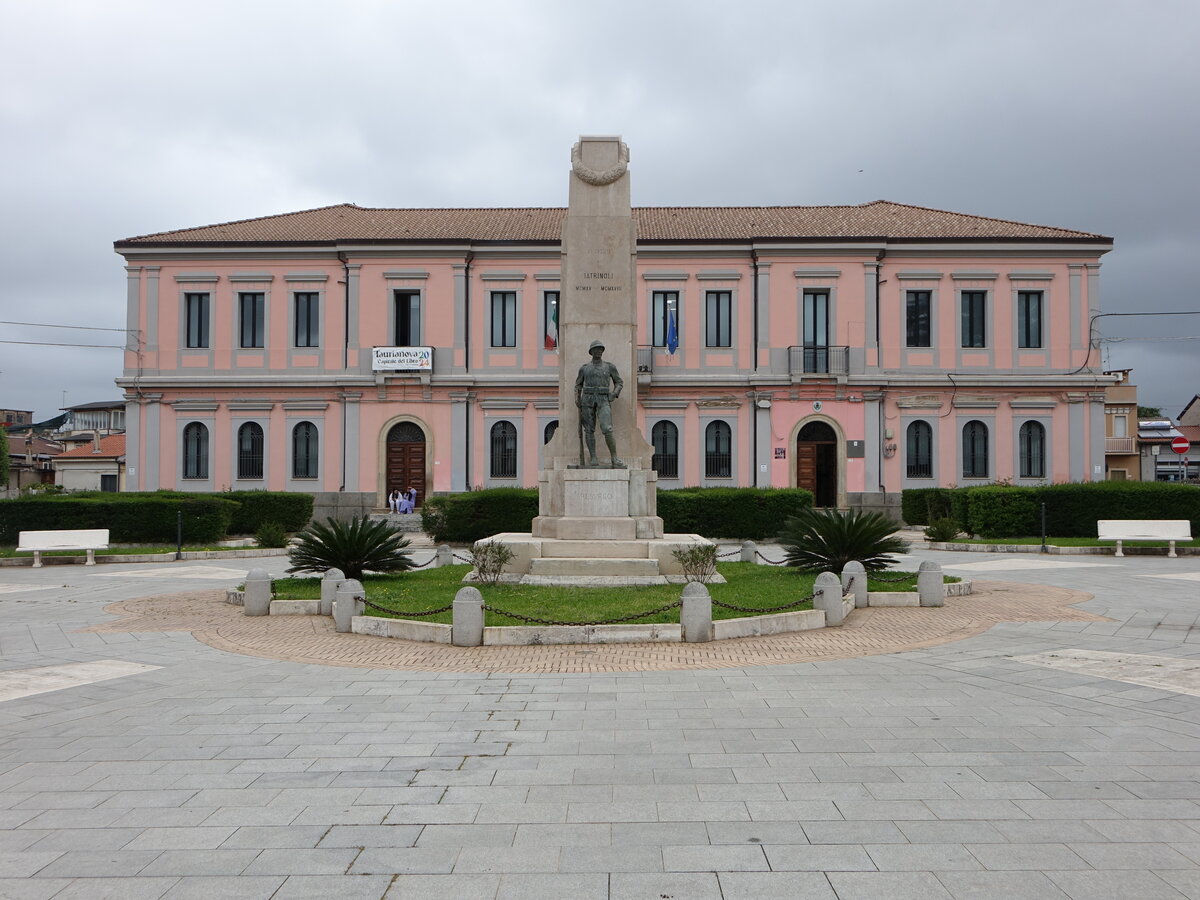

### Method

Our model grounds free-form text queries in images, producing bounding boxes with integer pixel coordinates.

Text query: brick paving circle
[83,580,1106,673]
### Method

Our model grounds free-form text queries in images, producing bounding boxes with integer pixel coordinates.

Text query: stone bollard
[320,568,345,617]
[842,561,868,608]
[918,560,944,607]
[681,582,713,643]
[436,544,453,568]
[740,540,757,563]
[452,586,484,647]
[813,571,846,626]
[334,579,365,633]
[243,569,272,617]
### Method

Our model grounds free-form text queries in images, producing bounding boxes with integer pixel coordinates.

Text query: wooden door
[795,443,818,495]
[386,423,426,508]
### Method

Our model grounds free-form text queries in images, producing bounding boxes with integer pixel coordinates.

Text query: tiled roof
[57,434,126,460]
[116,201,1109,246]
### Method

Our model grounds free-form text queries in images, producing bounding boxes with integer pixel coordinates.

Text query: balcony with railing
[1105,436,1135,454]
[788,345,849,376]
[637,346,653,374]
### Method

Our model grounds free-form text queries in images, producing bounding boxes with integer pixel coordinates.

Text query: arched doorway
[796,420,838,507]
[386,422,426,509]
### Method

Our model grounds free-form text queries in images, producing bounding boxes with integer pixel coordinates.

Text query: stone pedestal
[532,467,663,540]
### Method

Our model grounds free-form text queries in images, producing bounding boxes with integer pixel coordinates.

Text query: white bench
[1097,520,1191,558]
[16,529,110,567]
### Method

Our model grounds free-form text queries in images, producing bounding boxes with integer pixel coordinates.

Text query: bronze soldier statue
[575,340,624,468]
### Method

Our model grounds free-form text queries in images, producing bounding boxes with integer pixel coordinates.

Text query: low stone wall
[930,541,1198,556]
[310,491,377,524]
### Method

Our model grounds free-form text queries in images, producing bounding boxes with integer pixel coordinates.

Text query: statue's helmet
[588,340,605,353]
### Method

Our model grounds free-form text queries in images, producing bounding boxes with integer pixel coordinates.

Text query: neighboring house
[114,200,1115,515]
[3,430,61,496]
[54,433,126,492]
[1102,369,1140,480]
[1138,419,1194,481]
[1,409,34,427]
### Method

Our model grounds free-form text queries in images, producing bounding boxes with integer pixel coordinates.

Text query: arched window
[651,421,679,479]
[705,421,732,478]
[1019,421,1046,479]
[182,422,209,480]
[543,420,559,444]
[237,422,264,480]
[962,420,989,479]
[906,421,933,479]
[490,421,517,478]
[292,422,318,479]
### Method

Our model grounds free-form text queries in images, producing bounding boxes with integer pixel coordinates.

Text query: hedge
[223,490,313,534]
[656,488,814,540]
[900,488,953,526]
[0,496,236,544]
[901,482,1200,538]
[419,486,814,544]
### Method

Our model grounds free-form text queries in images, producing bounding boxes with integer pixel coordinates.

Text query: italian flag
[545,298,558,350]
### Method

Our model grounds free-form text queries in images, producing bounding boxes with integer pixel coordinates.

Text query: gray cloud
[2,0,1197,420]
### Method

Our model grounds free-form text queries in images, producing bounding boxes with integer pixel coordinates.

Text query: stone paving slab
[79,580,1104,674]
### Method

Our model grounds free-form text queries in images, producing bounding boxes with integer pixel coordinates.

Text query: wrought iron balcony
[1105,436,1135,454]
[788,345,849,376]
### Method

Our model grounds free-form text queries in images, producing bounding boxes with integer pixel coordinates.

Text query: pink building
[114,201,1114,521]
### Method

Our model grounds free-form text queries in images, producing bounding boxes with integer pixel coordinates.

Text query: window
[100,473,118,492]
[182,422,208,479]
[544,420,558,444]
[651,421,679,478]
[490,421,517,477]
[705,421,732,478]
[1113,415,1127,438]
[394,291,420,346]
[294,292,319,348]
[185,293,209,349]
[906,421,933,478]
[237,422,264,479]
[905,291,931,348]
[543,291,559,350]
[652,291,678,347]
[803,290,830,372]
[961,291,986,348]
[1019,421,1046,479]
[962,420,989,478]
[705,291,731,347]
[491,291,516,347]
[1017,290,1043,349]
[292,422,318,479]
[239,292,265,348]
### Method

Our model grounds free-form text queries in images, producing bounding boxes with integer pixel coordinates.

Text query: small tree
[779,508,909,574]
[472,540,515,585]
[672,544,718,583]
[287,516,413,581]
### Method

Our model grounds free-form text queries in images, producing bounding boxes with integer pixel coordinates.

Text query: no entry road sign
[1172,436,1190,454]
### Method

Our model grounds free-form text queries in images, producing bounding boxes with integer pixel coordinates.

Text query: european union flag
[666,308,679,355]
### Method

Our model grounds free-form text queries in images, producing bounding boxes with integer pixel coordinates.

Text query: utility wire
[0,320,131,333]
[0,340,126,349]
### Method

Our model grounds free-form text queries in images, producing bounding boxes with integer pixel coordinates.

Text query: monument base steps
[529,557,660,577]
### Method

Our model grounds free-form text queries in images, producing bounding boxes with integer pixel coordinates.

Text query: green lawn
[273,562,942,627]
[950,536,1198,548]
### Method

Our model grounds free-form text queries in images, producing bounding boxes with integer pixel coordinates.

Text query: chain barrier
[711,592,816,614]
[452,552,475,564]
[754,551,788,566]
[715,549,742,559]
[868,571,916,584]
[479,600,683,628]
[362,597,454,618]
[408,556,437,569]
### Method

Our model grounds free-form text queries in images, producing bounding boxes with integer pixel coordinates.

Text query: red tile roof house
[113,197,1115,523]
[54,433,126,493]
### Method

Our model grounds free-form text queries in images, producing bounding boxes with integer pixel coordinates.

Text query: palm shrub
[287,516,413,581]
[778,508,909,574]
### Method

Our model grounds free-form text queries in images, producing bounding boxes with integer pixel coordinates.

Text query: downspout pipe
[338,251,350,492]
[875,247,886,494]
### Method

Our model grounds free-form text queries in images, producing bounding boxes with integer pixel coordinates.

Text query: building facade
[114,202,1114,517]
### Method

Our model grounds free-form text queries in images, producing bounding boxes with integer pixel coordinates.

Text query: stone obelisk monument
[535,136,662,541]
[469,137,710,586]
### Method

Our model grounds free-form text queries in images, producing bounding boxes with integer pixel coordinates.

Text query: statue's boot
[604,432,625,468]
[585,433,599,468]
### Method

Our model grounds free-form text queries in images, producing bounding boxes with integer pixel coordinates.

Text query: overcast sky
[2,0,1197,423]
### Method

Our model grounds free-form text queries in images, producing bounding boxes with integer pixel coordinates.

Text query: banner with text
[372,346,433,371]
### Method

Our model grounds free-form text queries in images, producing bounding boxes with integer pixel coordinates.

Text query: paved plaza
[2,545,1200,898]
